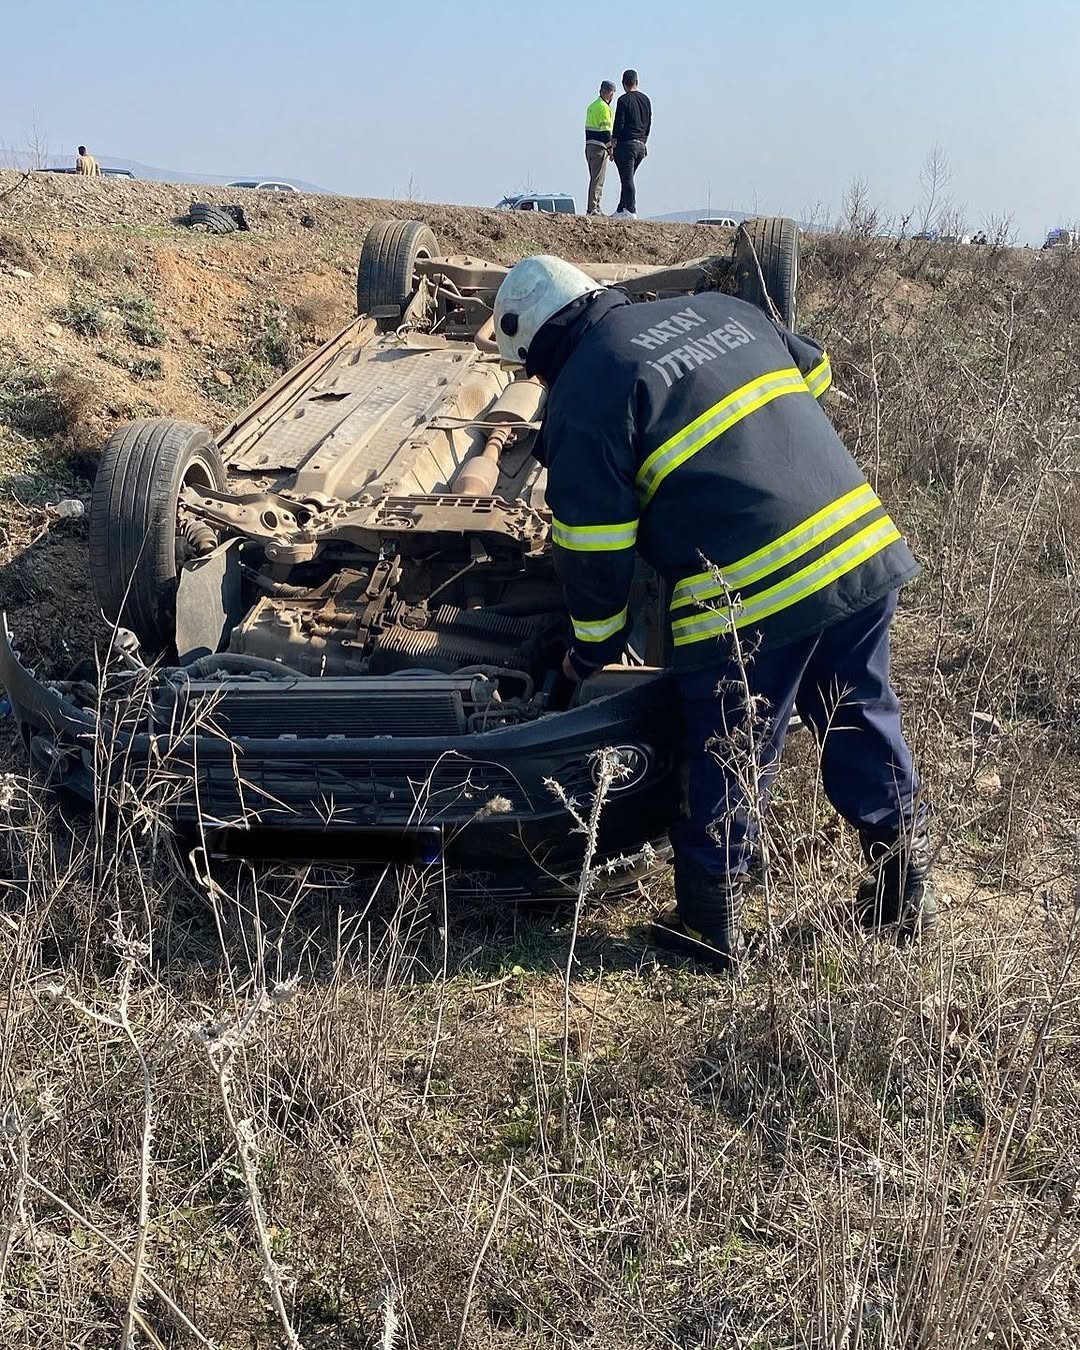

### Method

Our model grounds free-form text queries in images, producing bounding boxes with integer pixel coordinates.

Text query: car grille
[168,682,467,738]
[188,754,529,824]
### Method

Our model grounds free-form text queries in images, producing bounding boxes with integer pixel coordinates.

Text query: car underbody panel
[0,218,795,892]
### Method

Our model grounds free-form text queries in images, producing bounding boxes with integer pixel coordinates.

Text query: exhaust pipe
[451,424,511,495]
[449,377,546,496]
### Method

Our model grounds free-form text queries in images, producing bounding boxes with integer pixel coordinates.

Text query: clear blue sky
[3,0,1077,240]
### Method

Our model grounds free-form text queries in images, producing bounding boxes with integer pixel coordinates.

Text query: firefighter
[493,255,936,969]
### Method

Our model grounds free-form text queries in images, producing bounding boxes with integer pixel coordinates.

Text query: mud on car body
[0,217,802,896]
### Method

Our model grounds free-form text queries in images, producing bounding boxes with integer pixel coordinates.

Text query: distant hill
[33,153,332,194]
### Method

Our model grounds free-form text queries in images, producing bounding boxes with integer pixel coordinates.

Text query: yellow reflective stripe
[636,367,809,505]
[571,607,628,643]
[671,484,880,610]
[805,354,832,398]
[552,516,638,552]
[671,518,901,646]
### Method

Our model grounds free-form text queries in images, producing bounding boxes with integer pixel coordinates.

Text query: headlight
[591,744,651,793]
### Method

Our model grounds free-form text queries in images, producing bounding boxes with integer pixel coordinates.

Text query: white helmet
[494,255,604,365]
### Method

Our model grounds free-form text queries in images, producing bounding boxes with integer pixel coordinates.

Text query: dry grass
[55,292,108,338]
[69,244,138,285]
[0,362,97,445]
[291,292,339,339]
[49,365,97,435]
[1,226,1080,1348]
[0,231,42,275]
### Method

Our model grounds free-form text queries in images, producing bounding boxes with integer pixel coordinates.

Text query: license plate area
[207,825,443,865]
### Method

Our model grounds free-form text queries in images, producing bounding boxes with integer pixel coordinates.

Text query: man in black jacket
[493,255,936,969]
[612,69,651,218]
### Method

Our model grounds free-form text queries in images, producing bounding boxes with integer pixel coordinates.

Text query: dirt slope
[0,169,725,459]
[0,168,713,261]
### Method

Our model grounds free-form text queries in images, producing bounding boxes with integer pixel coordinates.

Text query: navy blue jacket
[527,289,918,672]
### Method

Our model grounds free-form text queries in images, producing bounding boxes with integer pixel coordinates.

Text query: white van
[496,192,576,214]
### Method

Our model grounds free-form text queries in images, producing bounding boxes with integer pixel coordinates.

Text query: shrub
[0,231,42,274]
[0,364,64,437]
[251,305,296,371]
[97,346,163,381]
[113,292,165,347]
[50,364,97,432]
[203,350,273,406]
[0,362,95,439]
[291,292,338,335]
[57,293,107,337]
[70,243,137,283]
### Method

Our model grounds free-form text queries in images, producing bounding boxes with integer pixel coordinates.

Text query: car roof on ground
[34,166,135,177]
[227,179,298,189]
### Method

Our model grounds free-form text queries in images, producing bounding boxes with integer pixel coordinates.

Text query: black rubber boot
[856,819,938,938]
[648,857,745,972]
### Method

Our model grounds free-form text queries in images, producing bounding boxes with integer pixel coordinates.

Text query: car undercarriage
[0,216,802,894]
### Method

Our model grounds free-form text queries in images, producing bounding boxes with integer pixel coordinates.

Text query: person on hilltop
[75,145,101,176]
[584,80,616,216]
[611,70,651,218]
[492,254,936,970]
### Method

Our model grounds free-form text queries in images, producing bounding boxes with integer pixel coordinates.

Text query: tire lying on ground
[734,216,800,329]
[357,219,438,327]
[188,201,240,234]
[90,419,228,654]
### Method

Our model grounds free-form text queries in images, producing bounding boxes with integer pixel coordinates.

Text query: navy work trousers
[669,592,921,880]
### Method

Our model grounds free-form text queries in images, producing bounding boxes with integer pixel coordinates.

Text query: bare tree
[842,175,880,237]
[983,212,1017,247]
[0,119,51,171]
[799,197,831,233]
[26,118,50,170]
[919,142,952,234]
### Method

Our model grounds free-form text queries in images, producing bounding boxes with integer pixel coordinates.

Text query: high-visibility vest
[585,97,614,144]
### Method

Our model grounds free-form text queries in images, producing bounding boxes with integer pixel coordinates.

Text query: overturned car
[0,216,802,896]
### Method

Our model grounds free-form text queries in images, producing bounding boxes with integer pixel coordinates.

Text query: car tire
[90,419,228,653]
[734,216,800,329]
[189,201,239,234]
[356,219,438,327]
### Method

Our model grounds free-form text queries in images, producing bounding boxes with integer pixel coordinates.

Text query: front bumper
[0,619,677,898]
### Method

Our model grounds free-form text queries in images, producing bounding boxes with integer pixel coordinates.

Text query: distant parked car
[911,228,940,242]
[495,192,576,214]
[35,166,136,179]
[696,217,739,228]
[1043,227,1078,250]
[226,180,300,193]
